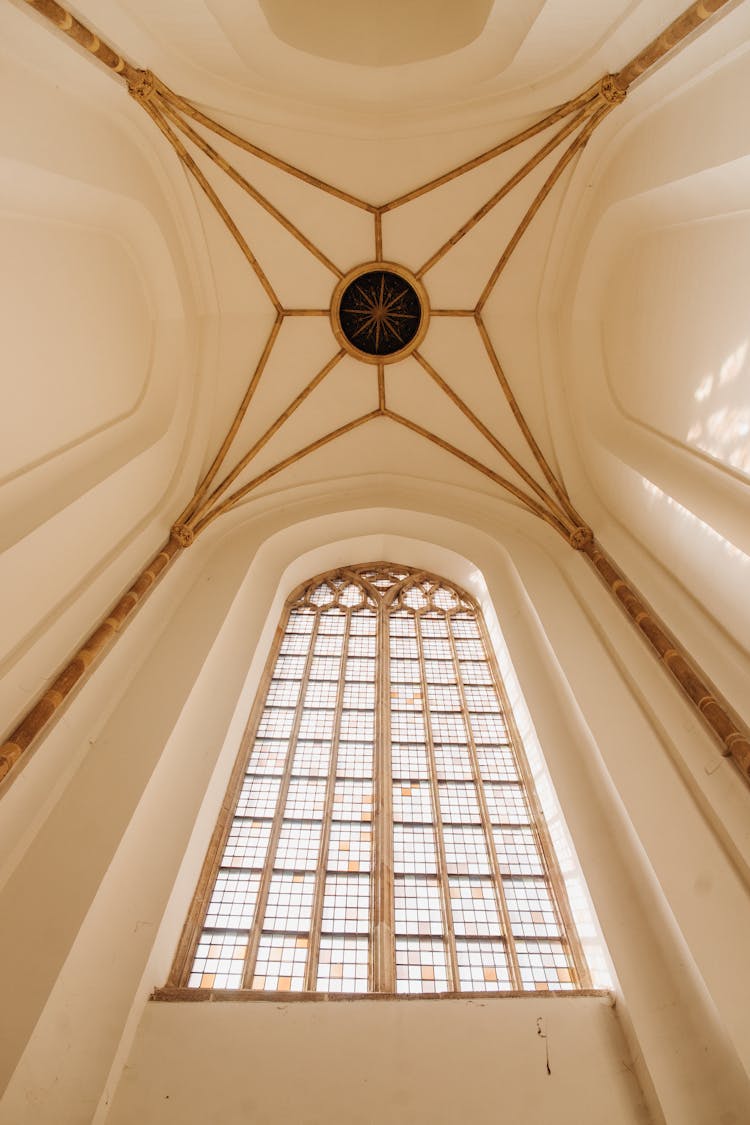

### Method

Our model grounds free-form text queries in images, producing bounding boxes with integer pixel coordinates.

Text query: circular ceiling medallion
[331,262,429,364]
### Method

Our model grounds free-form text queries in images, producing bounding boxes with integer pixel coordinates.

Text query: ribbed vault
[2,0,749,792]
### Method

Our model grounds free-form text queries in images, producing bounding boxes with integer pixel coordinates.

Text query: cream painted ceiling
[256,0,496,67]
[3,0,750,782]
[128,61,609,543]
[10,0,742,549]
[110,0,638,123]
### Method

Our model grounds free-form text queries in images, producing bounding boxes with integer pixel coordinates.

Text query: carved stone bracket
[3,0,745,793]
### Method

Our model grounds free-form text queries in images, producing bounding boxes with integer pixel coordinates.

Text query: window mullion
[372,597,395,992]
[174,564,589,999]
[414,609,460,992]
[445,611,523,990]
[241,613,322,989]
[303,612,351,990]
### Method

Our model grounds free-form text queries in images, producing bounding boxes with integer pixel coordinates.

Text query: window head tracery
[170,563,589,996]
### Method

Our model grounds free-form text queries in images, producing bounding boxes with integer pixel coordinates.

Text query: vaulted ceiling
[2,0,750,775]
[6,0,746,535]
[11,0,742,545]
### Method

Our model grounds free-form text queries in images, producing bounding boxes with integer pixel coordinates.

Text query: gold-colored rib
[377,363,386,411]
[475,104,612,312]
[154,80,376,213]
[411,351,572,525]
[383,410,570,537]
[613,0,734,91]
[379,87,601,212]
[139,99,282,312]
[194,411,382,534]
[157,99,344,279]
[430,309,475,317]
[7,0,747,794]
[475,316,579,518]
[282,309,329,317]
[21,0,141,85]
[176,316,284,526]
[22,0,735,222]
[416,104,598,278]
[0,538,180,784]
[189,350,346,526]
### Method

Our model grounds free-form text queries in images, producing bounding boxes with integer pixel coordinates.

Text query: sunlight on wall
[641,476,750,566]
[687,339,750,475]
[478,582,612,990]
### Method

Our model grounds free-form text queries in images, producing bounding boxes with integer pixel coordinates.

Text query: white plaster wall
[601,215,750,476]
[1,491,749,1125]
[0,22,208,743]
[2,7,750,1125]
[545,27,750,731]
[106,995,647,1125]
[0,214,151,477]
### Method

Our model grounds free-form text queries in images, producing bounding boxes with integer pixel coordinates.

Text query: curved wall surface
[2,3,750,1124]
[549,25,750,723]
[0,492,749,1123]
[0,26,206,740]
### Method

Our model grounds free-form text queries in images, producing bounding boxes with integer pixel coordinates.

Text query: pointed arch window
[169,564,590,995]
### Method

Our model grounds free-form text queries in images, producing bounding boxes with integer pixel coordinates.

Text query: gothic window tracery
[171,564,588,995]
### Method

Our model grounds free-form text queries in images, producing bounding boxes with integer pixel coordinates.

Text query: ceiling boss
[330,262,430,364]
[2,0,748,795]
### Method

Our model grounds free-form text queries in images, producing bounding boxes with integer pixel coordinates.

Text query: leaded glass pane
[395,938,450,994]
[317,937,369,992]
[455,940,512,992]
[394,875,444,936]
[189,932,248,989]
[182,564,584,996]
